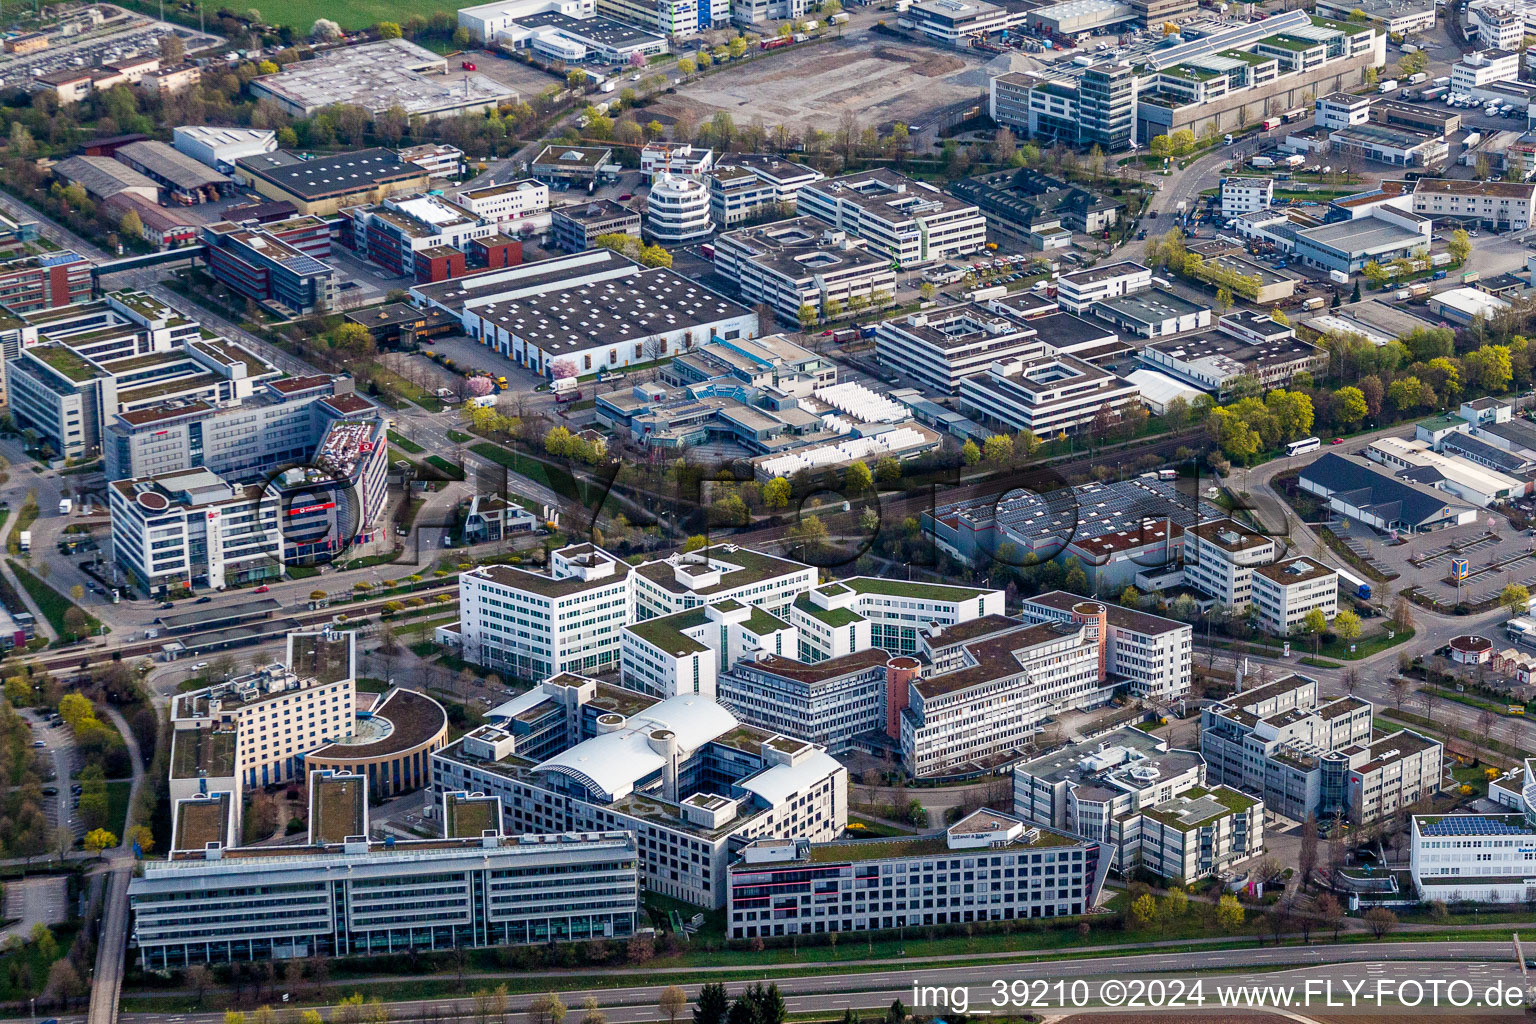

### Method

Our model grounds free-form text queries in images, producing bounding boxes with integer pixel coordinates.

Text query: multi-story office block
[712,217,897,325]
[130,785,639,967]
[1412,809,1536,902]
[1113,785,1263,881]
[707,155,823,227]
[799,169,986,267]
[109,468,285,593]
[6,291,268,461]
[434,674,847,906]
[1221,177,1275,216]
[874,302,1046,395]
[200,221,337,314]
[1201,674,1439,824]
[170,631,357,794]
[1345,728,1443,824]
[454,544,634,680]
[1012,729,1198,833]
[717,648,890,753]
[902,616,1104,778]
[632,545,816,620]
[1184,518,1277,611]
[621,598,795,699]
[957,353,1142,438]
[1251,557,1339,636]
[551,199,641,253]
[1055,261,1152,314]
[726,810,1110,938]
[1019,591,1191,700]
[0,251,92,315]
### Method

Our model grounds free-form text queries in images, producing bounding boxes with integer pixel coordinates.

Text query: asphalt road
[114,943,1526,1024]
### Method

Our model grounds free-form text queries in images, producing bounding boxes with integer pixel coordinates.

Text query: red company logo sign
[287,501,336,517]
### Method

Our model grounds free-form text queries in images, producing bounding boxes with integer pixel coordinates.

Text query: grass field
[106,780,131,838]
[8,560,103,642]
[251,0,461,30]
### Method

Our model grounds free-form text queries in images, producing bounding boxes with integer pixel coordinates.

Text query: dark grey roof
[243,149,419,200]
[1442,432,1532,475]
[1299,453,1466,528]
[1479,417,1536,453]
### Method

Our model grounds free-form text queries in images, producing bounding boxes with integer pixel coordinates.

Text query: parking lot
[0,13,221,90]
[1339,511,1533,607]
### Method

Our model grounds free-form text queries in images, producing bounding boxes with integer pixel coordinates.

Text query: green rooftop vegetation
[111,289,174,321]
[793,593,863,628]
[1259,34,1319,51]
[32,344,99,383]
[290,632,353,684]
[171,729,236,779]
[1220,48,1276,65]
[118,372,222,403]
[445,795,498,838]
[743,607,788,635]
[809,835,950,862]
[844,577,989,602]
[312,775,366,843]
[625,609,709,656]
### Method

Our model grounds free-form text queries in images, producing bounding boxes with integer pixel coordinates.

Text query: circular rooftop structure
[1449,634,1494,664]
[305,688,447,797]
[136,491,169,512]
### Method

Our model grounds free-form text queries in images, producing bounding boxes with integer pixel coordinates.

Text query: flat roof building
[240,148,431,217]
[250,39,516,119]
[714,217,896,325]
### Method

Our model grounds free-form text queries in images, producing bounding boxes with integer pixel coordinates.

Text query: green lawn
[106,779,131,838]
[424,455,466,480]
[8,560,103,641]
[447,430,472,443]
[372,366,444,413]
[248,0,461,29]
[388,431,425,455]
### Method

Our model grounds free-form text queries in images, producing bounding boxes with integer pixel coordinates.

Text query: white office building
[644,173,714,243]
[1221,177,1275,217]
[874,302,1046,395]
[109,469,284,594]
[799,169,986,266]
[170,631,357,793]
[1184,518,1278,611]
[1452,47,1521,91]
[957,354,1142,438]
[130,782,638,967]
[620,598,795,700]
[1019,591,1192,700]
[1056,261,1152,314]
[631,545,817,620]
[903,616,1105,778]
[434,675,847,906]
[1251,557,1339,636]
[727,810,1111,938]
[453,543,634,680]
[454,178,552,235]
[1411,178,1536,231]
[1114,785,1264,881]
[1411,811,1536,902]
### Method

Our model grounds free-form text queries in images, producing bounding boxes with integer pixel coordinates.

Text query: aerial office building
[727,810,1110,938]
[130,784,640,967]
[433,674,847,907]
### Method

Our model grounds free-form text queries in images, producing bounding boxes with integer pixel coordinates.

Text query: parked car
[254,585,270,593]
[195,596,212,604]
[1331,438,1344,444]
[461,60,476,70]
[191,661,209,671]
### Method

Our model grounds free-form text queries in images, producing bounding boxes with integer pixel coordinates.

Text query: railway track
[21,579,459,676]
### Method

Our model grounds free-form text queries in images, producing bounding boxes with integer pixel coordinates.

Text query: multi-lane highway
[108,942,1526,1024]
